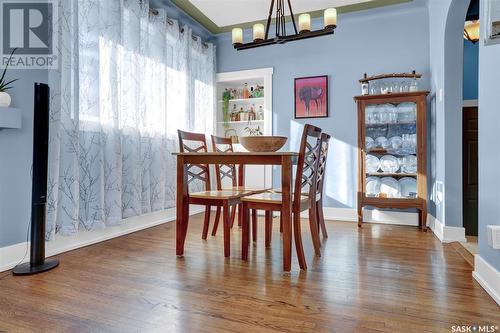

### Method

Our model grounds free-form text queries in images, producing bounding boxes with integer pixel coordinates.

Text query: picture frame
[294,75,329,119]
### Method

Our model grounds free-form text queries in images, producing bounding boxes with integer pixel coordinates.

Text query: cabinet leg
[357,205,363,228]
[419,206,428,232]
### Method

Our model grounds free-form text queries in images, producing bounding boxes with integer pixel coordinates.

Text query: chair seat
[190,187,268,200]
[269,188,320,201]
[242,192,309,204]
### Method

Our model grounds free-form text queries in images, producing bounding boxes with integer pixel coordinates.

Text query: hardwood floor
[0,214,498,333]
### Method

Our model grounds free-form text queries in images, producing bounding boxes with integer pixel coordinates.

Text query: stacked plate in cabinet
[364,153,418,198]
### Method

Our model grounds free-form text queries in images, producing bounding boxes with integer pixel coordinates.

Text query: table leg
[238,164,245,227]
[281,156,292,272]
[176,156,188,257]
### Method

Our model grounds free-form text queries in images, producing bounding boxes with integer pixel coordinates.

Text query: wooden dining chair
[177,130,255,257]
[240,124,323,270]
[210,135,260,238]
[315,133,331,238]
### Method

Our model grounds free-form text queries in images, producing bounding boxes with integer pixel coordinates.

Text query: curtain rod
[148,8,209,48]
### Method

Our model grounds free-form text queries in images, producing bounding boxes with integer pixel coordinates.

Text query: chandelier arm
[264,0,275,40]
[287,0,298,34]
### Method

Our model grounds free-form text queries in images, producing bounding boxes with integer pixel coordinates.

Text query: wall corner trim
[473,254,500,306]
[0,206,204,273]
[428,214,467,243]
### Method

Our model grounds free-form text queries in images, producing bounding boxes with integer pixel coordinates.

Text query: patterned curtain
[46,0,215,239]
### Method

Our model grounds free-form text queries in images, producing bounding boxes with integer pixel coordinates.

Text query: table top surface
[172,152,299,156]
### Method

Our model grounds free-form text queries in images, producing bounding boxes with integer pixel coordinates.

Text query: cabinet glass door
[364,102,417,199]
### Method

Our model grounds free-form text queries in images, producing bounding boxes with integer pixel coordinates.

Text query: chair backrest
[211,135,237,190]
[294,124,322,205]
[177,129,211,191]
[316,133,331,199]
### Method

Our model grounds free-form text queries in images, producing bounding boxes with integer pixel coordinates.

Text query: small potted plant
[0,49,18,107]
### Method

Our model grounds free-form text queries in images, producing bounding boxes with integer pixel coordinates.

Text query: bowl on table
[238,136,288,152]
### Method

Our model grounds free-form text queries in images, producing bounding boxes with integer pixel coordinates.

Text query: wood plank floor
[0,214,498,333]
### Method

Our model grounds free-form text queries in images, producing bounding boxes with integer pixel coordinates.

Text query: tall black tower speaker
[13,83,59,275]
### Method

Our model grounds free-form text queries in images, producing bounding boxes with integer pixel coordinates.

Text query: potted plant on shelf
[0,49,18,107]
[221,89,231,129]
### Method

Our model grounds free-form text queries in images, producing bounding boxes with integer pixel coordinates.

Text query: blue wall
[216,2,430,210]
[463,40,479,100]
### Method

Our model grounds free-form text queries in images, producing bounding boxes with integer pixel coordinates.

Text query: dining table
[172,151,299,272]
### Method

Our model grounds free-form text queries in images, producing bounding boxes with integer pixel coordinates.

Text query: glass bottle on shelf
[248,104,256,120]
[257,106,264,120]
[409,77,419,92]
[361,73,369,95]
[238,107,245,121]
[242,83,250,99]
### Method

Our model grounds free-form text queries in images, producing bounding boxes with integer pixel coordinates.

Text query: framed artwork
[294,75,328,119]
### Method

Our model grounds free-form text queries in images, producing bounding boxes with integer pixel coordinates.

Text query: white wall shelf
[216,67,273,189]
[217,97,265,103]
[0,107,21,129]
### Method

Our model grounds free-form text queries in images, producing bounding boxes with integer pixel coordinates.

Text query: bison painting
[294,76,328,118]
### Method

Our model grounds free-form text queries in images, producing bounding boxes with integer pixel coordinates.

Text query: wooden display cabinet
[354,91,429,230]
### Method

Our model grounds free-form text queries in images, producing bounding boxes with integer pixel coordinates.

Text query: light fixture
[253,23,265,42]
[464,20,480,43]
[231,1,337,51]
[232,28,243,46]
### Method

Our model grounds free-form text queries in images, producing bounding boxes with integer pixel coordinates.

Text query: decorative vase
[0,91,11,107]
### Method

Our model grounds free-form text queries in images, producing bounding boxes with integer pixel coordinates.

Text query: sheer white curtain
[46,0,215,239]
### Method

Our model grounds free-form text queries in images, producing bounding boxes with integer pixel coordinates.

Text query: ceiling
[189,0,371,27]
[166,0,412,34]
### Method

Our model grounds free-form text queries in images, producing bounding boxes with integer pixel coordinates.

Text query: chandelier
[231,0,337,51]
[464,20,480,43]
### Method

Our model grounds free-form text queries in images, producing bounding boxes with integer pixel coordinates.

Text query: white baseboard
[0,206,204,273]
[302,207,419,226]
[472,255,500,306]
[428,215,467,243]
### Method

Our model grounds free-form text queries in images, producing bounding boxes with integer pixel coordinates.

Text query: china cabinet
[354,91,429,230]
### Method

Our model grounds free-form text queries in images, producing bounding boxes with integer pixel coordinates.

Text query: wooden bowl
[238,136,288,152]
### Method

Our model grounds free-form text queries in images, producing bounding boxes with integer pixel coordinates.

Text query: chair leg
[238,203,243,227]
[252,209,257,242]
[230,206,237,228]
[223,202,231,258]
[211,206,221,236]
[317,200,328,238]
[241,203,250,260]
[265,210,272,248]
[293,210,307,270]
[202,205,211,240]
[308,206,321,257]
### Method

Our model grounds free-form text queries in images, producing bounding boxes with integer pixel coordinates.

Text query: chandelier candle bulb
[324,8,337,28]
[253,23,265,42]
[298,13,311,33]
[232,28,243,45]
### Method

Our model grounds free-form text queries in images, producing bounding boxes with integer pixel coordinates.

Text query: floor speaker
[13,83,59,275]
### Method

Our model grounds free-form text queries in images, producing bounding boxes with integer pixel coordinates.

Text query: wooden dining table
[173,152,299,272]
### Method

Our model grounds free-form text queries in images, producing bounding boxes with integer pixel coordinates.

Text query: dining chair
[177,130,255,257]
[315,133,331,238]
[264,132,331,243]
[240,124,323,270]
[210,135,259,238]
